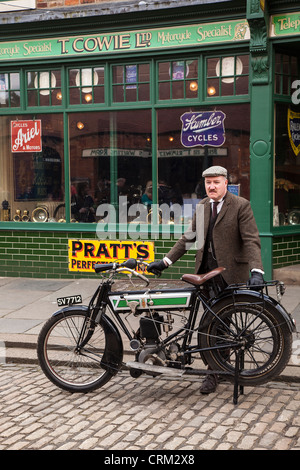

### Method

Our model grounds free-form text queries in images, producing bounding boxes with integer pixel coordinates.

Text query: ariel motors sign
[11,120,42,152]
[180,111,226,148]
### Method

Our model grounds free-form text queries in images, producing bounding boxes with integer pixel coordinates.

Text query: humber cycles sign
[0,19,249,61]
[180,111,226,148]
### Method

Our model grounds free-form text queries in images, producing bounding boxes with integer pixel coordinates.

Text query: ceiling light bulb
[77,121,84,130]
[189,81,198,92]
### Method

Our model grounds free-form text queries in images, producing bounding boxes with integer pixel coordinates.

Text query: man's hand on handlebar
[147,260,168,277]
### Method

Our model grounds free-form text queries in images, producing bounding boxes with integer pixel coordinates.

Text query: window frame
[205,53,250,102]
[272,50,300,234]
[0,50,252,233]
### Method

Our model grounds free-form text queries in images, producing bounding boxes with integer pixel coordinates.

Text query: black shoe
[200,373,218,394]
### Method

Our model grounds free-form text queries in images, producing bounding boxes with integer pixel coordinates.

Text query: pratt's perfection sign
[0,19,249,61]
[68,239,155,273]
[11,120,42,153]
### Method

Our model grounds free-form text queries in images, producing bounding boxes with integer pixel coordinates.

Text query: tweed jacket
[166,191,263,285]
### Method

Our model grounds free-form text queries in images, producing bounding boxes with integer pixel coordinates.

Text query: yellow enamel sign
[68,239,155,272]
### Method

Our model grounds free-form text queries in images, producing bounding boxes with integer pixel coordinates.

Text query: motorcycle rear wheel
[198,296,292,386]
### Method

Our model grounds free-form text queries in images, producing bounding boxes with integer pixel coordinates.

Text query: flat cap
[202,166,227,178]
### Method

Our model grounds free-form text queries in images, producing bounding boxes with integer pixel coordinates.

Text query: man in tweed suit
[148,165,264,393]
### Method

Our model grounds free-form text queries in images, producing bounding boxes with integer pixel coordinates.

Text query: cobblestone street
[0,363,299,451]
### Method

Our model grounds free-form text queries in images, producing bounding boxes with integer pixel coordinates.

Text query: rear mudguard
[199,289,296,334]
[52,305,123,374]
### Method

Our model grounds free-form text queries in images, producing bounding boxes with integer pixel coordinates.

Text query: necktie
[212,201,219,220]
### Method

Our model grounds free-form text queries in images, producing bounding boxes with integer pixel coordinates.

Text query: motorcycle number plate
[57,295,82,307]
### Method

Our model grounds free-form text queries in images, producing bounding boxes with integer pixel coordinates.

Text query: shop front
[0,0,299,280]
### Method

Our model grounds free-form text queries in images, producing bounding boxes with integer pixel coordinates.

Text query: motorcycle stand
[127,350,245,405]
[233,349,244,405]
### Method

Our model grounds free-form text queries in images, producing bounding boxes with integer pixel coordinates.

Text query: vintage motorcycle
[37,259,296,404]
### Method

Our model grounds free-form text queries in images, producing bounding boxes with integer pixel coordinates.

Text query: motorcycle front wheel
[37,310,115,393]
[198,295,293,386]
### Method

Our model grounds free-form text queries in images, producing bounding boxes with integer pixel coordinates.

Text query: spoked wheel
[198,295,293,386]
[37,310,115,392]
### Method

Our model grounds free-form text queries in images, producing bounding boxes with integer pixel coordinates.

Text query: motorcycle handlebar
[94,258,150,285]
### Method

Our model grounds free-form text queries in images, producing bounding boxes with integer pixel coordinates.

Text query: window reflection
[158,59,198,100]
[0,72,20,108]
[27,70,62,107]
[69,110,152,222]
[69,67,105,105]
[274,103,300,226]
[206,55,249,97]
[0,114,65,222]
[112,63,150,102]
[157,104,250,222]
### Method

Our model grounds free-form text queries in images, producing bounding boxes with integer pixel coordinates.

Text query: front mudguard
[52,305,123,374]
[199,289,296,334]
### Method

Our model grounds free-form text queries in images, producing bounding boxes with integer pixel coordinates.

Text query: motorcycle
[37,258,296,404]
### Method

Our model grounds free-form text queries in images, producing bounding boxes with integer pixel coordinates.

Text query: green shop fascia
[0,0,299,280]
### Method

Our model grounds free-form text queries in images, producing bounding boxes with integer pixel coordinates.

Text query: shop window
[69,67,105,105]
[206,55,249,98]
[112,63,150,102]
[68,109,151,223]
[0,114,65,223]
[0,72,20,108]
[157,104,250,222]
[275,53,298,96]
[274,103,300,226]
[158,59,198,100]
[27,70,62,107]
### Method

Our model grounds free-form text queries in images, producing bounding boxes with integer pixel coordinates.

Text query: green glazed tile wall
[0,230,299,279]
[0,230,196,279]
[273,234,300,268]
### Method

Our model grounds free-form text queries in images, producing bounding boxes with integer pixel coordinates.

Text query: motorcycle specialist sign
[11,120,42,153]
[180,111,226,148]
[0,19,249,61]
[288,109,300,157]
[68,239,155,273]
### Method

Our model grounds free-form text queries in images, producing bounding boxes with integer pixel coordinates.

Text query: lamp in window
[207,86,216,96]
[84,93,93,103]
[76,121,85,130]
[215,57,243,83]
[34,72,56,95]
[75,69,98,93]
[189,81,198,92]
